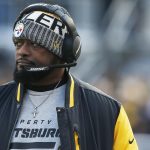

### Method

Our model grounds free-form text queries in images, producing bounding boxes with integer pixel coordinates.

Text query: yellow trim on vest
[17,83,21,102]
[69,76,80,149]
[113,106,138,150]
[69,75,75,108]
[74,131,80,150]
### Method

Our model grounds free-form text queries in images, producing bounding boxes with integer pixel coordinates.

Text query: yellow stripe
[74,132,80,150]
[69,76,80,149]
[69,75,75,108]
[17,83,21,102]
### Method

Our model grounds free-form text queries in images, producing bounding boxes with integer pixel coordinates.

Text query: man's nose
[17,42,30,56]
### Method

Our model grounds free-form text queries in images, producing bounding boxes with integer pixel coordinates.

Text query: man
[0,3,138,150]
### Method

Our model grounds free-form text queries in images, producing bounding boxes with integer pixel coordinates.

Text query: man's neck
[25,70,68,92]
[29,68,65,86]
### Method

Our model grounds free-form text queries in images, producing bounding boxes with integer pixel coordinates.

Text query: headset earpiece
[62,34,74,63]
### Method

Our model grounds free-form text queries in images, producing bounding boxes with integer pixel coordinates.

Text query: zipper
[74,127,80,150]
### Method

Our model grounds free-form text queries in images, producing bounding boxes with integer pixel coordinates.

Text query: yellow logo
[53,41,60,49]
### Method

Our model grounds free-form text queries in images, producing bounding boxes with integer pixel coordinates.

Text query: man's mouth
[16,60,35,69]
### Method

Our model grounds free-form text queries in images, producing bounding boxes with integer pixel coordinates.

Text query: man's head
[13,3,81,85]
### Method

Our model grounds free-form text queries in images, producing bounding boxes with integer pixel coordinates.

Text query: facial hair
[13,66,54,84]
[13,58,56,84]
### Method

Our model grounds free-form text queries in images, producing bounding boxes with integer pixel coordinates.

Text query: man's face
[14,39,60,84]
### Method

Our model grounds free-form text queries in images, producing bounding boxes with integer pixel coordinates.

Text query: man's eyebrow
[14,39,22,42]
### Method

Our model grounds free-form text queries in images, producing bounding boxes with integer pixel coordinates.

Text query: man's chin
[13,68,51,85]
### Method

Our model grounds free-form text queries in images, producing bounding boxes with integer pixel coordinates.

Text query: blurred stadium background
[0,0,150,149]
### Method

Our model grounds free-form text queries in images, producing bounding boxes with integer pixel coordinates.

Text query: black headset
[14,3,81,65]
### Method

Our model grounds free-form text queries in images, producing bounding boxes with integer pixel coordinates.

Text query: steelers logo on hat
[14,22,24,37]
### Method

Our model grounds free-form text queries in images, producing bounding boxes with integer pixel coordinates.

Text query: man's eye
[14,42,23,48]
[31,42,40,48]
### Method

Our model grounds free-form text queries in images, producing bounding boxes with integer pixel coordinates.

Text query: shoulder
[74,77,121,113]
[75,77,118,102]
[0,81,18,91]
[73,77,121,131]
